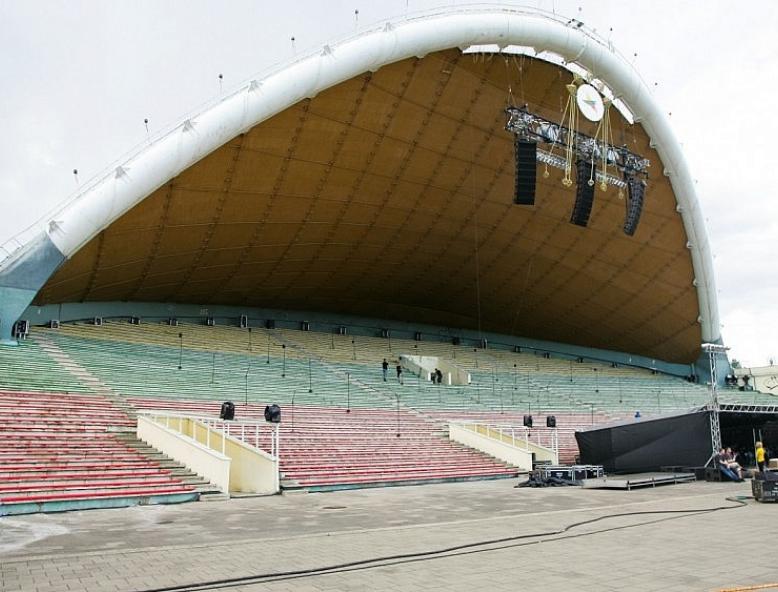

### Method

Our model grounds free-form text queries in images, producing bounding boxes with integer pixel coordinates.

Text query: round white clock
[576,84,605,122]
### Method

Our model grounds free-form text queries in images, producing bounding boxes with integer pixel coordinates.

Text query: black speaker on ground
[168,317,178,326]
[264,404,281,423]
[337,326,348,335]
[414,332,422,341]
[130,316,140,325]
[546,415,556,428]
[514,139,537,205]
[206,316,215,327]
[380,328,390,338]
[452,336,461,346]
[265,319,275,329]
[570,159,596,227]
[300,321,310,331]
[513,345,521,353]
[239,314,248,328]
[523,415,533,428]
[623,174,646,236]
[220,401,235,421]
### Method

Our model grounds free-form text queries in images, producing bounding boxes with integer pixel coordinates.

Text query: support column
[0,232,65,344]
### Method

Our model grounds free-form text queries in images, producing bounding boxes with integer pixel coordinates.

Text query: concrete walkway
[1,479,775,592]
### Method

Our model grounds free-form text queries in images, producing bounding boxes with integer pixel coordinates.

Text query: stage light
[623,173,646,236]
[514,139,537,205]
[264,404,281,423]
[571,159,595,227]
[220,401,235,421]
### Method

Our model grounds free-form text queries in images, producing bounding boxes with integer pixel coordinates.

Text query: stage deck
[581,472,696,490]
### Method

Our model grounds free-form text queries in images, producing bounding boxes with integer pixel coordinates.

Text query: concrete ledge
[0,491,199,516]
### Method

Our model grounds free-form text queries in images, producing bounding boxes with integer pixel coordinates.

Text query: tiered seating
[20,320,771,494]
[125,398,518,489]
[0,339,90,394]
[0,391,197,514]
[39,323,389,409]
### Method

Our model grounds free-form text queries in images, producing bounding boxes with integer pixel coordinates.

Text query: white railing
[137,410,279,458]
[454,421,559,456]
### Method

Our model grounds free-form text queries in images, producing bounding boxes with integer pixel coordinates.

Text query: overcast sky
[1,0,776,367]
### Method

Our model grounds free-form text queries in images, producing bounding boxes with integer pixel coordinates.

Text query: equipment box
[752,471,778,503]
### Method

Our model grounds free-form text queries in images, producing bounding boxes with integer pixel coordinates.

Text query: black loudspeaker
[264,404,281,423]
[623,175,646,236]
[452,336,461,346]
[13,320,29,338]
[380,328,390,338]
[414,332,422,341]
[337,326,348,335]
[514,139,537,205]
[265,319,275,329]
[546,415,556,428]
[239,314,248,328]
[523,415,533,428]
[206,317,215,327]
[300,321,310,331]
[168,317,178,326]
[513,345,521,353]
[130,316,141,325]
[220,401,235,421]
[571,160,596,227]
[49,320,60,329]
[93,317,103,326]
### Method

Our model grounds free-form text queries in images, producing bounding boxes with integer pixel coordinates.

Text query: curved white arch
[2,5,721,345]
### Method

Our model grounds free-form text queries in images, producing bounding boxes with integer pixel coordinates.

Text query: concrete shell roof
[6,7,718,363]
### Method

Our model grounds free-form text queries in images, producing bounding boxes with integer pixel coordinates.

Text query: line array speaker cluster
[570,159,595,227]
[623,175,646,236]
[513,139,537,205]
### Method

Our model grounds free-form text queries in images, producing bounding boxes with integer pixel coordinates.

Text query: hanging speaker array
[505,77,650,236]
[513,139,537,205]
[570,159,596,227]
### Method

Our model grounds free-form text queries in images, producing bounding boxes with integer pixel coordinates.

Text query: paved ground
[1,479,776,592]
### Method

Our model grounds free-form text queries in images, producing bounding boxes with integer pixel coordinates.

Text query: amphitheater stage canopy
[0,6,720,365]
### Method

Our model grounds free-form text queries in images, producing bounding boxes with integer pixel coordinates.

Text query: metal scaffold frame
[702,342,729,465]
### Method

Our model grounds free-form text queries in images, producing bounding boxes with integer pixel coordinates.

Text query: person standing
[382,359,389,382]
[396,363,403,385]
[756,441,766,473]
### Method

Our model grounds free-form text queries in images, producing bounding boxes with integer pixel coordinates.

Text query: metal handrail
[453,420,558,454]
[137,410,279,459]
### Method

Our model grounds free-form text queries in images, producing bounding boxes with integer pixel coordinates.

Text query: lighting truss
[505,106,650,183]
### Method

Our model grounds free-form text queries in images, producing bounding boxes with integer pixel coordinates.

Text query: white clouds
[1,0,776,364]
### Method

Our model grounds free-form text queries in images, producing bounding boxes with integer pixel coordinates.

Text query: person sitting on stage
[716,448,742,481]
[725,447,743,479]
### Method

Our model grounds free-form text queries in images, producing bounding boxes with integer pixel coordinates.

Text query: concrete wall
[449,423,558,471]
[400,354,470,386]
[137,416,230,493]
[189,424,278,494]
[138,416,278,495]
